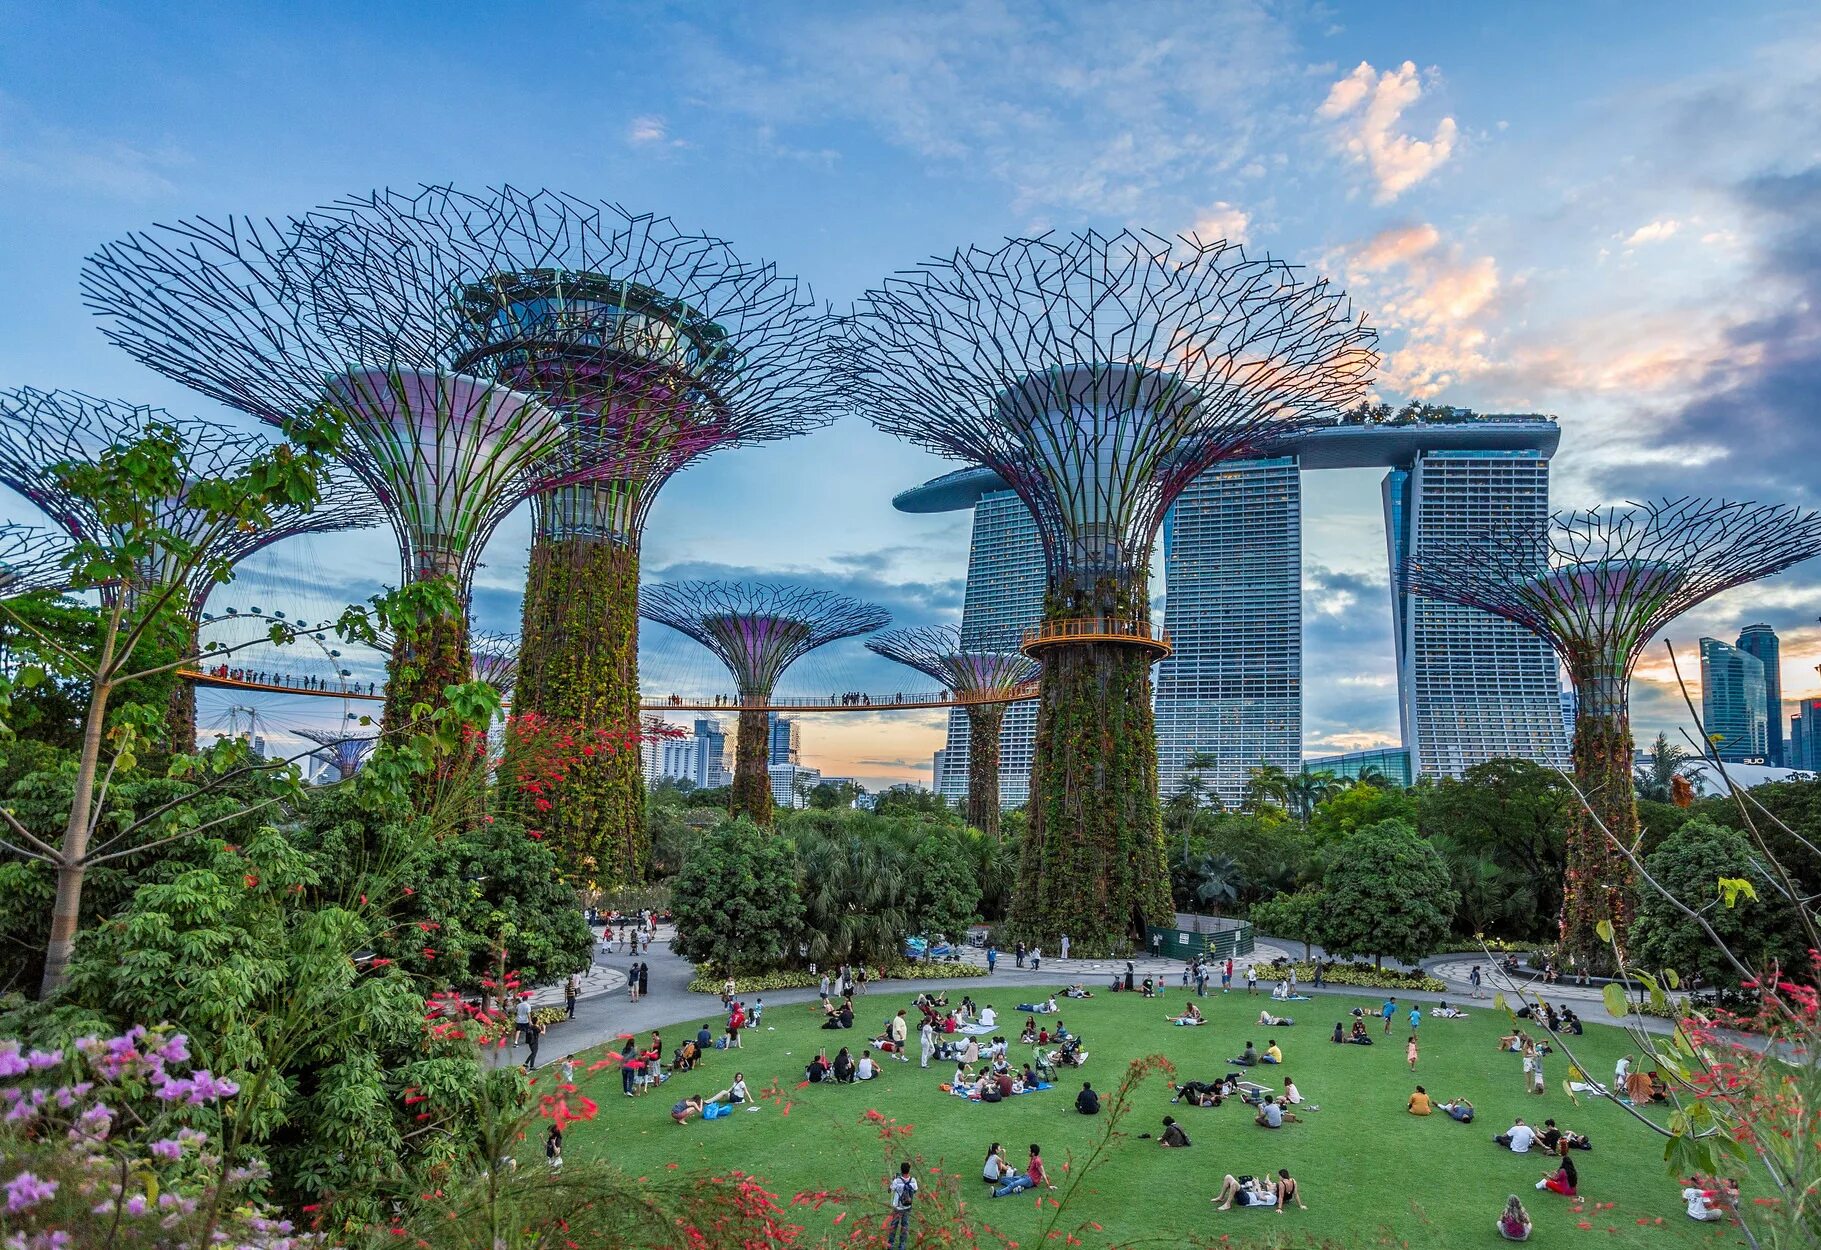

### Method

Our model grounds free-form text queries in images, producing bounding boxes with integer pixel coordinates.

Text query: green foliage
[1271,959,1447,991]
[905,832,982,940]
[1417,757,1571,940]
[1248,886,1327,960]
[670,818,803,974]
[808,779,867,809]
[1169,850,1241,913]
[685,960,989,992]
[797,824,914,968]
[1318,818,1459,965]
[1629,816,1800,986]
[1309,776,1418,839]
[0,595,95,750]
[872,783,953,818]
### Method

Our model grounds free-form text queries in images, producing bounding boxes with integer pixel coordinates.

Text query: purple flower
[24,1049,61,1072]
[122,1193,148,1216]
[148,1138,182,1162]
[0,1042,26,1079]
[4,1171,57,1214]
[153,1035,190,1064]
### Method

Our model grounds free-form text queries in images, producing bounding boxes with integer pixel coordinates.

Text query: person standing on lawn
[887,1162,917,1250]
[919,1016,936,1068]
[1381,997,1397,1034]
[1246,964,1259,995]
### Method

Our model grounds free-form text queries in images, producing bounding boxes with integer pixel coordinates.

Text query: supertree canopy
[0,525,71,598]
[432,187,844,882]
[0,387,382,748]
[1404,497,1821,965]
[640,581,889,824]
[80,189,576,735]
[469,631,520,696]
[294,727,378,782]
[848,230,1375,948]
[867,624,1037,838]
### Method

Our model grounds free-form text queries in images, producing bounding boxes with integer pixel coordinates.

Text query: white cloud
[0,96,187,199]
[626,115,685,148]
[1318,60,1458,202]
[1332,224,1498,396]
[1188,200,1250,245]
[1622,218,1680,246]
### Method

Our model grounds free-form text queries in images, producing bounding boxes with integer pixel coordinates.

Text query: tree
[669,818,803,974]
[1241,763,1292,814]
[1635,730,1701,803]
[1249,887,1327,961]
[0,421,354,994]
[1629,816,1800,987]
[797,827,913,968]
[1309,778,1418,841]
[1318,819,1459,966]
[1417,758,1570,940]
[808,780,866,810]
[872,784,952,818]
[906,833,981,942]
[1169,851,1241,914]
[1285,769,1338,824]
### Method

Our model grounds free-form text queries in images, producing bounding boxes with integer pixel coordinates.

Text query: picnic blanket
[957,1022,997,1037]
[1270,993,1313,1002]
[942,1080,1054,1100]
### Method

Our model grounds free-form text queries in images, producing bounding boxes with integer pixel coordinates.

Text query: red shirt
[1027,1154,1048,1187]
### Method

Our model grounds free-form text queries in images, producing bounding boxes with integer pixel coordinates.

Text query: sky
[1,1,1818,789]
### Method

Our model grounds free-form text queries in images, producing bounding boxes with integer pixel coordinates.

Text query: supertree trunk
[513,534,645,887]
[965,702,1007,839]
[733,704,773,826]
[1562,687,1638,970]
[164,617,198,756]
[382,608,471,745]
[1013,585,1171,952]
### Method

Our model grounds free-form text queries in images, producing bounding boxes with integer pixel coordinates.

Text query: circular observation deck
[1020,618,1172,661]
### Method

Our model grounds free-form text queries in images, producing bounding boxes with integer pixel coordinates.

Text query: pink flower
[5,1170,57,1213]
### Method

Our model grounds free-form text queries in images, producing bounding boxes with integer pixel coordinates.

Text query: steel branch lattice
[866,623,1037,695]
[0,387,382,618]
[848,230,1377,592]
[294,727,378,780]
[469,630,520,693]
[1404,497,1821,712]
[0,524,72,598]
[435,187,845,544]
[639,581,890,699]
[80,188,590,591]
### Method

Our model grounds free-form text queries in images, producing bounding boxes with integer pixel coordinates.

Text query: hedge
[687,961,989,994]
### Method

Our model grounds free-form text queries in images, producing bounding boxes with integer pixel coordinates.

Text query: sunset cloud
[1622,218,1680,246]
[1318,60,1458,202]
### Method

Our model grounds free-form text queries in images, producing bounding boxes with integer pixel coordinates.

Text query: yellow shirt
[1408,1091,1433,1115]
[1266,1045,1282,1064]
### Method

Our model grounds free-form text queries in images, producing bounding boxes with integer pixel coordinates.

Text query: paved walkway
[1425,957,1610,1006]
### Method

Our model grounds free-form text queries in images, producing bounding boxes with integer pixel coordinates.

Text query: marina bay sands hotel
[896,412,1571,807]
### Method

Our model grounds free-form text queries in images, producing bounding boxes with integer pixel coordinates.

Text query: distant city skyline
[2,2,1818,791]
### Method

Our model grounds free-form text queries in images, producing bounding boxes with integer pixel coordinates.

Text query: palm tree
[1171,852,1242,915]
[1350,763,1390,789]
[798,832,913,967]
[1286,769,1339,824]
[1243,763,1292,814]
[1635,731,1701,802]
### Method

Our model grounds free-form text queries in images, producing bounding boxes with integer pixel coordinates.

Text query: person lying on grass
[1433,1001,1467,1018]
[1259,1010,1294,1028]
[1169,1002,1205,1025]
[1213,1169,1305,1212]
[1440,1096,1474,1122]
[1171,1077,1232,1107]
[1535,1118,1591,1152]
[1063,984,1093,999]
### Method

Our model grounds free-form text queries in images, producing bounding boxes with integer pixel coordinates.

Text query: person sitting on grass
[1157,1115,1191,1147]
[1281,1076,1304,1106]
[1213,1170,1305,1212]
[822,1002,854,1031]
[1681,1177,1726,1222]
[1407,1085,1433,1115]
[1020,1018,1038,1044]
[1495,1118,1537,1152]
[673,1040,700,1072]
[1230,1041,1259,1066]
[856,1050,878,1081]
[670,1094,706,1125]
[1535,1150,1578,1196]
[1021,1062,1040,1088]
[806,1051,831,1084]
[1349,1019,1374,1045]
[1440,1096,1475,1123]
[1259,1010,1294,1028]
[1064,984,1092,999]
[1433,1000,1467,1018]
[982,1142,1016,1188]
[1261,1039,1283,1065]
[1169,1002,1204,1025]
[1075,1081,1100,1114]
[1497,1194,1532,1241]
[832,1047,855,1084]
[708,1073,749,1105]
[1053,1020,1073,1040]
[949,1062,977,1097]
[1559,1006,1584,1035]
[1253,1094,1287,1128]
[991,1144,1052,1197]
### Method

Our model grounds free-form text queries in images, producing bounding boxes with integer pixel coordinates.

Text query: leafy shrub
[686,960,987,994]
[1259,957,1445,992]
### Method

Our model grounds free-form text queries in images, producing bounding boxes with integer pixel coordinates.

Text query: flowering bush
[0,1026,310,1248]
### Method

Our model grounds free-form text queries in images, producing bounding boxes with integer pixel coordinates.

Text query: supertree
[1404,497,1821,966]
[81,189,575,738]
[0,525,71,597]
[469,631,520,697]
[640,581,889,825]
[441,187,844,884]
[866,624,1037,839]
[0,387,382,748]
[294,728,378,781]
[847,230,1375,948]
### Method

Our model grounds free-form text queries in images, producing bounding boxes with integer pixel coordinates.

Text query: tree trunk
[1562,702,1638,970]
[965,703,1007,839]
[1013,594,1170,953]
[382,600,471,748]
[165,616,198,755]
[732,704,773,826]
[40,608,120,996]
[512,533,646,887]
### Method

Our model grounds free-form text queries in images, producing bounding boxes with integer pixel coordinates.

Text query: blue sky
[2,1,1818,787]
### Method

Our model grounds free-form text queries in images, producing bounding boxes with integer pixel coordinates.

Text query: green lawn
[538,987,1749,1248]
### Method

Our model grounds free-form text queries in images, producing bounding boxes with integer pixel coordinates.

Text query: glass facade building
[767,712,801,766]
[1701,637,1769,762]
[653,716,732,789]
[1383,450,1570,778]
[1302,746,1413,787]
[1734,624,1783,766]
[937,487,1045,809]
[1156,457,1302,804]
[1790,697,1821,772]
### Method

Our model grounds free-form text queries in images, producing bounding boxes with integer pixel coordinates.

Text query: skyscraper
[1790,697,1821,771]
[1700,637,1769,762]
[1384,449,1570,777]
[1735,624,1783,766]
[767,712,801,767]
[1156,456,1301,803]
[654,717,732,789]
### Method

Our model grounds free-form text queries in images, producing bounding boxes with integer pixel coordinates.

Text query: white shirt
[890,1175,918,1211]
[730,1079,748,1101]
[1683,1187,1719,1220]
[920,1022,935,1045]
[980,1008,997,1027]
[1615,1057,1632,1085]
[857,1058,877,1080]
[1506,1124,1536,1152]
[516,1001,531,1024]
